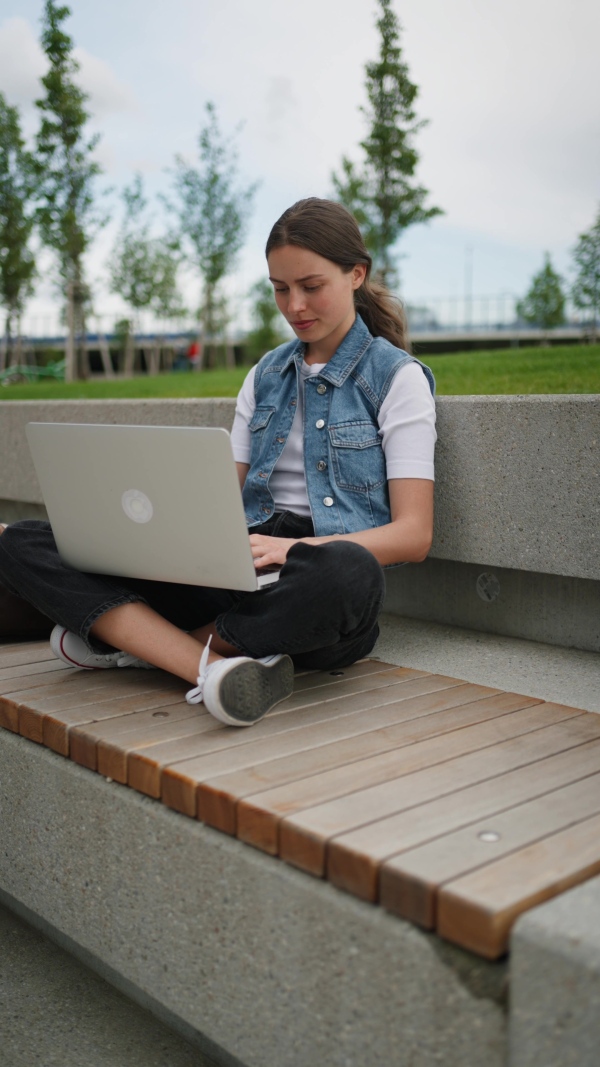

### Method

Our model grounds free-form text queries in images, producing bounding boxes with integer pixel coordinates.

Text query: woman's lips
[292,320,316,331]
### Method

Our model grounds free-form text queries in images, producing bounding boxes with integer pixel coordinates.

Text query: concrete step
[0,905,226,1067]
[374,613,600,714]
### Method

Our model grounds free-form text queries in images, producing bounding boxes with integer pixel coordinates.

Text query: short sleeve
[230,364,257,464]
[379,362,437,481]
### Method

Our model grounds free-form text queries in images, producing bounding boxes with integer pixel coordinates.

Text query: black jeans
[0,514,386,670]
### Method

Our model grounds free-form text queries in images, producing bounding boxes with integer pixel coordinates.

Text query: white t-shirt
[231,358,436,519]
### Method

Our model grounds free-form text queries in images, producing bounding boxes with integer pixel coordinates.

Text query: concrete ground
[0,905,218,1067]
[374,613,600,715]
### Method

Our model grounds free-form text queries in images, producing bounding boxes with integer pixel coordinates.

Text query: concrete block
[432,396,599,581]
[1,395,598,580]
[0,728,508,1067]
[0,903,216,1067]
[509,875,600,1067]
[0,398,236,505]
[384,557,600,652]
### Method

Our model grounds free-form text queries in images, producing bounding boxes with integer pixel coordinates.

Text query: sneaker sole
[211,655,294,726]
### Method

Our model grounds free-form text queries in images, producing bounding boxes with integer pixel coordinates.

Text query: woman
[0,198,436,727]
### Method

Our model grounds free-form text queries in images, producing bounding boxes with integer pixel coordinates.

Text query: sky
[1,0,599,332]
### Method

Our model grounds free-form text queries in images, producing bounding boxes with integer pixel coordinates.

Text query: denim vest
[242,314,435,536]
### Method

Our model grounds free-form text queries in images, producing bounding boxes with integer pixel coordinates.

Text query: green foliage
[571,206,600,326]
[109,174,184,321]
[0,94,36,351]
[34,1,102,284]
[516,254,566,328]
[169,101,257,355]
[245,278,287,363]
[332,0,442,285]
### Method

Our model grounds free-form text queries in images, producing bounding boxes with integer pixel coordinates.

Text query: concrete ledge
[509,876,600,1067]
[384,558,600,652]
[0,727,508,1067]
[1,395,599,580]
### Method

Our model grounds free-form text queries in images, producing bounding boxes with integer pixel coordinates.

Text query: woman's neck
[304,312,356,365]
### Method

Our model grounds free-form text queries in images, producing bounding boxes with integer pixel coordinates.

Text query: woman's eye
[273,288,287,294]
[304,285,321,292]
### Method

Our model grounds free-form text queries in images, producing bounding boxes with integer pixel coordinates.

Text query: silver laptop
[26,422,279,591]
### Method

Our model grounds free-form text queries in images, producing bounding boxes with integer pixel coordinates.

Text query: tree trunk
[65,281,75,382]
[97,325,114,378]
[195,285,207,371]
[0,313,10,372]
[124,330,136,376]
[148,337,160,376]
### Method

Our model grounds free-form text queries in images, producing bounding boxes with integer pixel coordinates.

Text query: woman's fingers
[249,534,295,568]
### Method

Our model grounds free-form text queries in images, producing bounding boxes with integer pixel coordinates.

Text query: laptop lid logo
[122,489,154,524]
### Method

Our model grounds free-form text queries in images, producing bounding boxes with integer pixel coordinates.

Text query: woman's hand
[249,534,299,569]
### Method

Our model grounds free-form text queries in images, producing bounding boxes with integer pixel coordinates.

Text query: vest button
[323,496,334,507]
[317,460,327,471]
[317,383,327,394]
[315,419,325,429]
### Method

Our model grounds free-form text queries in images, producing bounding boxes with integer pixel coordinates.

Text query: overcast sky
[1,0,599,329]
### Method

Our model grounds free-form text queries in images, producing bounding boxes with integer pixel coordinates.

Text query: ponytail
[266,198,411,352]
[354,278,410,352]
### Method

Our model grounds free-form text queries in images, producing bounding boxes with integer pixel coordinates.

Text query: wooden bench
[2,639,599,961]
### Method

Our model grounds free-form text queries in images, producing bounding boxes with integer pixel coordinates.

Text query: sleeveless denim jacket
[242,314,435,536]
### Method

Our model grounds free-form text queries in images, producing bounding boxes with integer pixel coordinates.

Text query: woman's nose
[287,288,306,314]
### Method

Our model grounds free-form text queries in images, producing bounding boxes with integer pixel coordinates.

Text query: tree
[34,0,103,380]
[109,175,184,373]
[332,0,442,287]
[516,254,566,329]
[169,101,257,368]
[245,278,287,364]
[571,206,600,337]
[0,94,36,370]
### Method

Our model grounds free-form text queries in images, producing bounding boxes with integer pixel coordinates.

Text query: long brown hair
[265,198,410,352]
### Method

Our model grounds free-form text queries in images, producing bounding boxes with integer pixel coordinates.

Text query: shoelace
[185,635,213,704]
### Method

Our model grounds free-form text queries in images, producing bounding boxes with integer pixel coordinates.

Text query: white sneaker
[186,639,294,727]
[50,625,155,670]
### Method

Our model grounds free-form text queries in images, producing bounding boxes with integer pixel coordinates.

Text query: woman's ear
[352,263,368,289]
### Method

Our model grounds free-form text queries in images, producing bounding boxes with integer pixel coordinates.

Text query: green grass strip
[0,344,598,400]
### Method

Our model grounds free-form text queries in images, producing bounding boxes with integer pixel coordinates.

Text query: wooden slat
[379,771,600,930]
[0,640,50,658]
[436,811,600,958]
[17,671,180,745]
[69,701,199,773]
[0,643,55,669]
[0,658,69,682]
[277,705,593,875]
[330,736,600,902]
[235,687,579,856]
[44,686,187,756]
[199,684,525,837]
[134,667,432,807]
[133,672,458,805]
[0,695,20,733]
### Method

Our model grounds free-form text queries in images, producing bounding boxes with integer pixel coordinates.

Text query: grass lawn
[1,343,599,400]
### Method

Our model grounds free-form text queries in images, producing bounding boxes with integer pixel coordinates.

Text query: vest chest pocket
[248,406,276,434]
[328,420,386,492]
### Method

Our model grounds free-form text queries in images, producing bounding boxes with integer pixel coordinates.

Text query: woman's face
[267,244,366,361]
